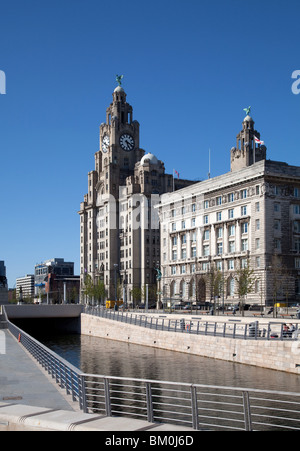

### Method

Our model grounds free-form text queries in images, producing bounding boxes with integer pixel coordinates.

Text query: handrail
[3,306,300,431]
[83,306,299,341]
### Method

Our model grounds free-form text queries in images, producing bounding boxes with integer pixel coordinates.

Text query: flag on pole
[174,170,179,178]
[254,136,264,145]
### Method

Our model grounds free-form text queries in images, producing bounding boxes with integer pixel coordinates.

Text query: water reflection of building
[0,261,8,305]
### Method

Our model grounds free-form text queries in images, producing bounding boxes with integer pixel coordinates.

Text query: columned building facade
[158,114,300,308]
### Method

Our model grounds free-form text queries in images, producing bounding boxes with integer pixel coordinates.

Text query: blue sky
[1,0,300,287]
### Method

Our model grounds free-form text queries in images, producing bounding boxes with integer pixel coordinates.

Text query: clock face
[119,133,135,151]
[102,135,110,153]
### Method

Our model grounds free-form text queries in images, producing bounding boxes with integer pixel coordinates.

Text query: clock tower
[99,85,144,181]
[80,82,145,301]
[80,81,195,305]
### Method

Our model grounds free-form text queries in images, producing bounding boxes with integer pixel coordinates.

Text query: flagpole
[173,169,175,192]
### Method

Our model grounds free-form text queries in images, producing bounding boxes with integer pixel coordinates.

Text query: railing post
[104,377,112,416]
[80,374,88,413]
[191,385,199,430]
[146,382,154,423]
[242,391,253,431]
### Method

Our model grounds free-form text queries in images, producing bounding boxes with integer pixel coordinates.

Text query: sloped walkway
[0,331,194,431]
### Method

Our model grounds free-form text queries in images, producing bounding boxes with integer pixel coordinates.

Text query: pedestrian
[283,323,289,337]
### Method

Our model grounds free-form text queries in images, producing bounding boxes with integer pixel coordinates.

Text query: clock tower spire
[99,81,143,175]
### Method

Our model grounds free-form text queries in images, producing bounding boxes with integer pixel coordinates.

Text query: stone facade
[158,115,300,307]
[79,85,194,304]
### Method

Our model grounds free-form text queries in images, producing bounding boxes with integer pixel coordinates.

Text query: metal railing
[84,306,299,341]
[4,307,300,431]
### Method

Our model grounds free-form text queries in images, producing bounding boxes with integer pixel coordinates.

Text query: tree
[93,280,107,306]
[82,275,95,304]
[207,264,223,313]
[234,259,257,316]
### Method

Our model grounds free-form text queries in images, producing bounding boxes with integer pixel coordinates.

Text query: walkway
[0,330,194,431]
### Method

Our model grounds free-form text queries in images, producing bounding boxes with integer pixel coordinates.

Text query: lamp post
[114,264,118,306]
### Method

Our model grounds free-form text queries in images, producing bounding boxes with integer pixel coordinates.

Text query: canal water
[39,333,300,393]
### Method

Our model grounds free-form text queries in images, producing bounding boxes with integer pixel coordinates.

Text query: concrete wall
[4,304,83,319]
[81,314,300,375]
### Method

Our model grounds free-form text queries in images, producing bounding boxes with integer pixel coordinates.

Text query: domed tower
[230,110,267,171]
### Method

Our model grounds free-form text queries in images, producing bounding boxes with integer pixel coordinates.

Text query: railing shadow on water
[4,306,300,431]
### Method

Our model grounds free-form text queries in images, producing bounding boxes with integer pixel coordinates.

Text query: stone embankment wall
[81,314,300,375]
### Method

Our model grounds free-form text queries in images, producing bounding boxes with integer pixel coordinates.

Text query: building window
[241,206,247,216]
[204,200,209,209]
[216,196,222,205]
[181,248,187,259]
[217,227,223,238]
[241,189,247,199]
[191,247,197,257]
[241,222,248,234]
[192,203,196,212]
[203,245,210,256]
[294,188,300,198]
[216,211,222,221]
[229,241,235,253]
[274,203,281,212]
[216,261,222,270]
[171,266,176,275]
[181,265,186,274]
[294,221,300,233]
[294,238,300,253]
[229,225,235,236]
[256,238,260,249]
[274,219,281,230]
[217,242,223,255]
[228,193,234,202]
[255,202,260,212]
[204,229,210,240]
[256,219,260,230]
[204,215,209,224]
[172,250,177,261]
[172,223,176,231]
[228,259,234,270]
[293,205,300,215]
[241,239,248,251]
[228,208,234,219]
[241,258,248,268]
[295,258,300,269]
[274,239,281,252]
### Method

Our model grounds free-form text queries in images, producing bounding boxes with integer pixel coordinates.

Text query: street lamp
[114,264,118,306]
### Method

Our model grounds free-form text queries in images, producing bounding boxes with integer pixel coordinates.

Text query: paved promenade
[0,330,194,431]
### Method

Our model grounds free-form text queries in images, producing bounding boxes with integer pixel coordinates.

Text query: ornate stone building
[158,113,300,308]
[79,83,194,304]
